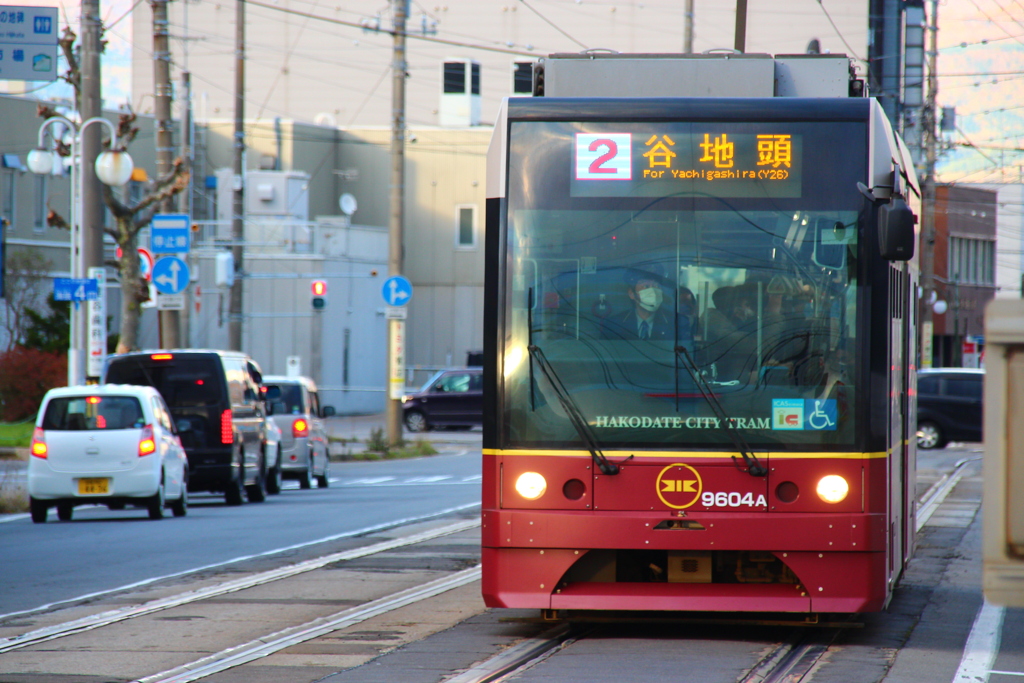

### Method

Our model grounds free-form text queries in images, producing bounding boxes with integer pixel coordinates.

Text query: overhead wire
[968,0,1024,46]
[517,0,588,50]
[245,0,536,56]
[815,0,863,61]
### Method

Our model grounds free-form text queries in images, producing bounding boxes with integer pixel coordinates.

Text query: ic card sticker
[772,398,804,430]
[575,133,632,180]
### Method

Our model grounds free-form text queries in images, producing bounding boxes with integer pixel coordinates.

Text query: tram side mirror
[878,197,917,261]
[813,218,848,270]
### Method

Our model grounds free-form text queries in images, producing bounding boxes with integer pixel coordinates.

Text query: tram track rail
[432,456,982,683]
[0,518,480,655]
[136,566,483,683]
[916,456,978,533]
[1,457,980,683]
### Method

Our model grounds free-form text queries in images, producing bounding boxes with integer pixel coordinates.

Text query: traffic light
[311,280,327,310]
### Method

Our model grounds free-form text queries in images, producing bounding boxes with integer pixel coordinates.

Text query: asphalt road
[0,447,481,618]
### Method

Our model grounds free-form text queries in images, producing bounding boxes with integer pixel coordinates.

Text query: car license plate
[78,478,109,495]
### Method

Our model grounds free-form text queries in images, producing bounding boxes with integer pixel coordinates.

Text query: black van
[104,350,270,505]
[917,368,984,449]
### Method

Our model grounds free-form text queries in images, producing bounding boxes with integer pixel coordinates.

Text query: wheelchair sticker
[771,398,836,431]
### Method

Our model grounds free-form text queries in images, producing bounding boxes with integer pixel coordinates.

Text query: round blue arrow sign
[382,275,413,307]
[152,256,191,295]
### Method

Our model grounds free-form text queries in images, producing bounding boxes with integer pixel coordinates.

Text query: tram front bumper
[481,509,891,613]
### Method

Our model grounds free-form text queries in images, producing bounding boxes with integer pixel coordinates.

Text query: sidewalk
[323,413,482,457]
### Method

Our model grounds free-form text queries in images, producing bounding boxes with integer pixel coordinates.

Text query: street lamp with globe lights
[28,115,134,386]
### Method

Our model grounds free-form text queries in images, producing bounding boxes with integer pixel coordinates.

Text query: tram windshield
[502,118,867,449]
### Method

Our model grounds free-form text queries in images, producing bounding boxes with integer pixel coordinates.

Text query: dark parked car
[917,368,984,449]
[402,368,483,432]
[104,350,271,505]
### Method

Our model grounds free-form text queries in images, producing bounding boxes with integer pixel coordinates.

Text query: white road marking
[340,475,477,487]
[0,502,481,622]
[344,477,397,485]
[953,600,1005,683]
[0,514,29,524]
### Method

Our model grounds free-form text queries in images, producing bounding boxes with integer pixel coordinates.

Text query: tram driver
[599,264,694,349]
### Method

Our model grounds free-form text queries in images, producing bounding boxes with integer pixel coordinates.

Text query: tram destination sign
[570,125,803,199]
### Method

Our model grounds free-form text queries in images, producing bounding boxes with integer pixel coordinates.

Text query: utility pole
[683,0,694,53]
[385,0,408,447]
[733,0,747,53]
[229,0,246,351]
[80,0,103,382]
[153,0,179,348]
[180,0,194,348]
[919,0,939,368]
[180,69,193,347]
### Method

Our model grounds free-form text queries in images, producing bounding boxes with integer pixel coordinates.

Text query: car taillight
[138,425,156,457]
[30,427,47,459]
[292,418,309,438]
[221,409,233,444]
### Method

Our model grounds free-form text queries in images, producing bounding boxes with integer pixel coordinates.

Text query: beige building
[192,117,491,387]
[131,1,870,128]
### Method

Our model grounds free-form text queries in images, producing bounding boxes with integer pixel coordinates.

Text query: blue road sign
[152,256,190,295]
[382,275,413,307]
[151,214,191,254]
[54,277,98,302]
[0,6,58,82]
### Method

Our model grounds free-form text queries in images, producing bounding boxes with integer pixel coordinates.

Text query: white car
[28,384,189,523]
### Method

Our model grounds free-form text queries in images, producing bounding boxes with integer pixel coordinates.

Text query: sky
[932,0,1023,185]
[10,0,1022,185]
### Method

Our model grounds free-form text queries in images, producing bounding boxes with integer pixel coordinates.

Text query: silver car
[263,376,334,488]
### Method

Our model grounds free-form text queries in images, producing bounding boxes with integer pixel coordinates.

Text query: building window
[444,62,465,93]
[32,174,46,233]
[513,62,533,94]
[2,170,16,229]
[471,62,481,95]
[455,204,476,249]
[949,236,994,285]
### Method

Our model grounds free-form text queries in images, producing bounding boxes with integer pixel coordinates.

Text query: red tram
[481,53,920,614]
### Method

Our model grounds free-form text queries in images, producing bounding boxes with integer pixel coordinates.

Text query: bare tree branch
[37,28,192,353]
[46,210,70,231]
[131,159,189,217]
[113,110,140,150]
[58,27,79,100]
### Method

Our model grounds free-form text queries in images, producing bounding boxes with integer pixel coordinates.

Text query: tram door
[905,273,919,563]
[888,265,914,584]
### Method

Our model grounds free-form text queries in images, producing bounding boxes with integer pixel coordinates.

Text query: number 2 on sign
[576,133,632,180]
[588,139,618,174]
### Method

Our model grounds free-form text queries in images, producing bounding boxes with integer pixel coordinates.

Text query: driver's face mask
[636,285,664,312]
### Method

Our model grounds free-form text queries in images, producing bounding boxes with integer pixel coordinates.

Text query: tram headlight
[816,475,850,504]
[515,472,547,500]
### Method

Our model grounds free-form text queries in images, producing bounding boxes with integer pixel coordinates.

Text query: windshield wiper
[527,344,629,476]
[674,345,768,478]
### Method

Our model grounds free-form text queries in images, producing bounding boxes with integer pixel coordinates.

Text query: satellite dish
[339,193,358,216]
[314,112,337,127]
